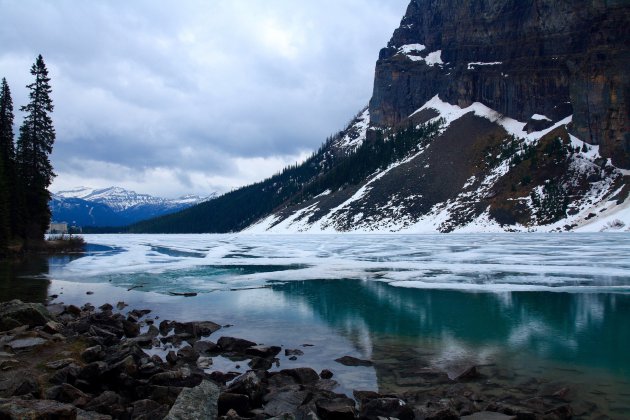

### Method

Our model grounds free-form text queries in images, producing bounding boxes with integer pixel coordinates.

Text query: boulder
[218,392,251,416]
[176,345,199,362]
[263,387,308,417]
[217,336,256,353]
[81,345,105,363]
[49,363,81,385]
[0,300,53,331]
[0,398,77,418]
[6,336,47,352]
[84,391,125,416]
[122,320,140,338]
[227,371,265,406]
[45,383,91,407]
[174,321,221,338]
[163,380,219,420]
[159,320,174,335]
[246,344,282,358]
[320,369,334,380]
[193,340,218,355]
[315,398,356,420]
[45,358,76,370]
[131,399,170,420]
[248,356,274,371]
[334,356,373,367]
[359,397,414,420]
[0,376,41,398]
[277,368,321,385]
[460,412,516,420]
[197,356,213,369]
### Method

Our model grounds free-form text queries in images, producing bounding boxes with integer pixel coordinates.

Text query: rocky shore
[0,299,577,419]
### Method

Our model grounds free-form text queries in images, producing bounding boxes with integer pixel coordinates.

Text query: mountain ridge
[130,0,630,234]
[50,187,215,227]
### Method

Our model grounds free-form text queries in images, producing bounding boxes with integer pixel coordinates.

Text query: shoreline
[0,298,583,419]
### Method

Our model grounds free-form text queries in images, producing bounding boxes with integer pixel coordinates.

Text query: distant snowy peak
[54,187,214,211]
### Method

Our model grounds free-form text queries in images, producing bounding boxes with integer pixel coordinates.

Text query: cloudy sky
[0,0,409,198]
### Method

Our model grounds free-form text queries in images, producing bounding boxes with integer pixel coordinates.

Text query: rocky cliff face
[135,1,630,234]
[370,0,630,167]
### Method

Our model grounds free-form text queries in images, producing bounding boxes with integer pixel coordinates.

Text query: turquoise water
[2,233,630,417]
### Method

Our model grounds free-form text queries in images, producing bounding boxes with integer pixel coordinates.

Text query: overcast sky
[0,0,409,198]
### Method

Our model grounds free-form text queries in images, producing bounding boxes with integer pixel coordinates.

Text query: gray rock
[217,336,257,352]
[164,380,219,420]
[218,392,251,416]
[334,355,373,367]
[45,358,76,370]
[197,356,213,369]
[131,398,169,420]
[460,412,517,420]
[227,371,265,405]
[6,336,47,351]
[359,397,414,420]
[45,383,91,407]
[177,345,199,362]
[84,390,124,416]
[193,340,218,355]
[246,344,282,358]
[0,300,53,331]
[315,397,356,420]
[174,321,221,338]
[263,387,308,417]
[0,398,77,418]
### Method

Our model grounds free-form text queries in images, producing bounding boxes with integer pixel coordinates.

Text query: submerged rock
[334,356,373,367]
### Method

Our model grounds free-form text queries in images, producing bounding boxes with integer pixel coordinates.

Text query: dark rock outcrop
[370,0,630,167]
[0,300,53,330]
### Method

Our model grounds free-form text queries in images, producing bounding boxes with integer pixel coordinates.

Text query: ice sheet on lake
[52,233,630,295]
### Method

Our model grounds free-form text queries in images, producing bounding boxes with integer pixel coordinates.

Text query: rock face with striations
[370,0,630,167]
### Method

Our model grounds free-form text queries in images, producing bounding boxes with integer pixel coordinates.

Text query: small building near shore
[48,222,68,234]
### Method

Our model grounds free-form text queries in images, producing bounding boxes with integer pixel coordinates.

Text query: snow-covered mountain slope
[51,187,215,227]
[247,96,630,234]
[131,0,629,235]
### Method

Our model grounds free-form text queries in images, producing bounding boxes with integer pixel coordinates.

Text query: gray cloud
[0,0,409,197]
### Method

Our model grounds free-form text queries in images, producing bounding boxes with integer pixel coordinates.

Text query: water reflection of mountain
[271,280,630,377]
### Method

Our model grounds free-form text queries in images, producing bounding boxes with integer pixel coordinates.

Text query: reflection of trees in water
[0,256,51,302]
[272,280,630,377]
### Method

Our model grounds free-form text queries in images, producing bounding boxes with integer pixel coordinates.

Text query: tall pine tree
[0,78,15,248]
[16,55,55,242]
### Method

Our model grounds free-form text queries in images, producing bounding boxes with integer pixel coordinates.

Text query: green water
[2,253,629,417]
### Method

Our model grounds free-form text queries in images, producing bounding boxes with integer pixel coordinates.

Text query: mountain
[50,187,215,227]
[131,0,630,234]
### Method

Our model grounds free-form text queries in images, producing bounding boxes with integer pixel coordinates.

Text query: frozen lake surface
[10,233,630,417]
[56,233,630,293]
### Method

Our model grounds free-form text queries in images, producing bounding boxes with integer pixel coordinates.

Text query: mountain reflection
[271,280,630,378]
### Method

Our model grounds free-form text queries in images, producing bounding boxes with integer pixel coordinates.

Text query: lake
[2,233,630,417]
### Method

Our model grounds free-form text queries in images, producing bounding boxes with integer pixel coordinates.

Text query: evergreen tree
[0,152,9,249]
[16,55,56,241]
[0,78,16,245]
